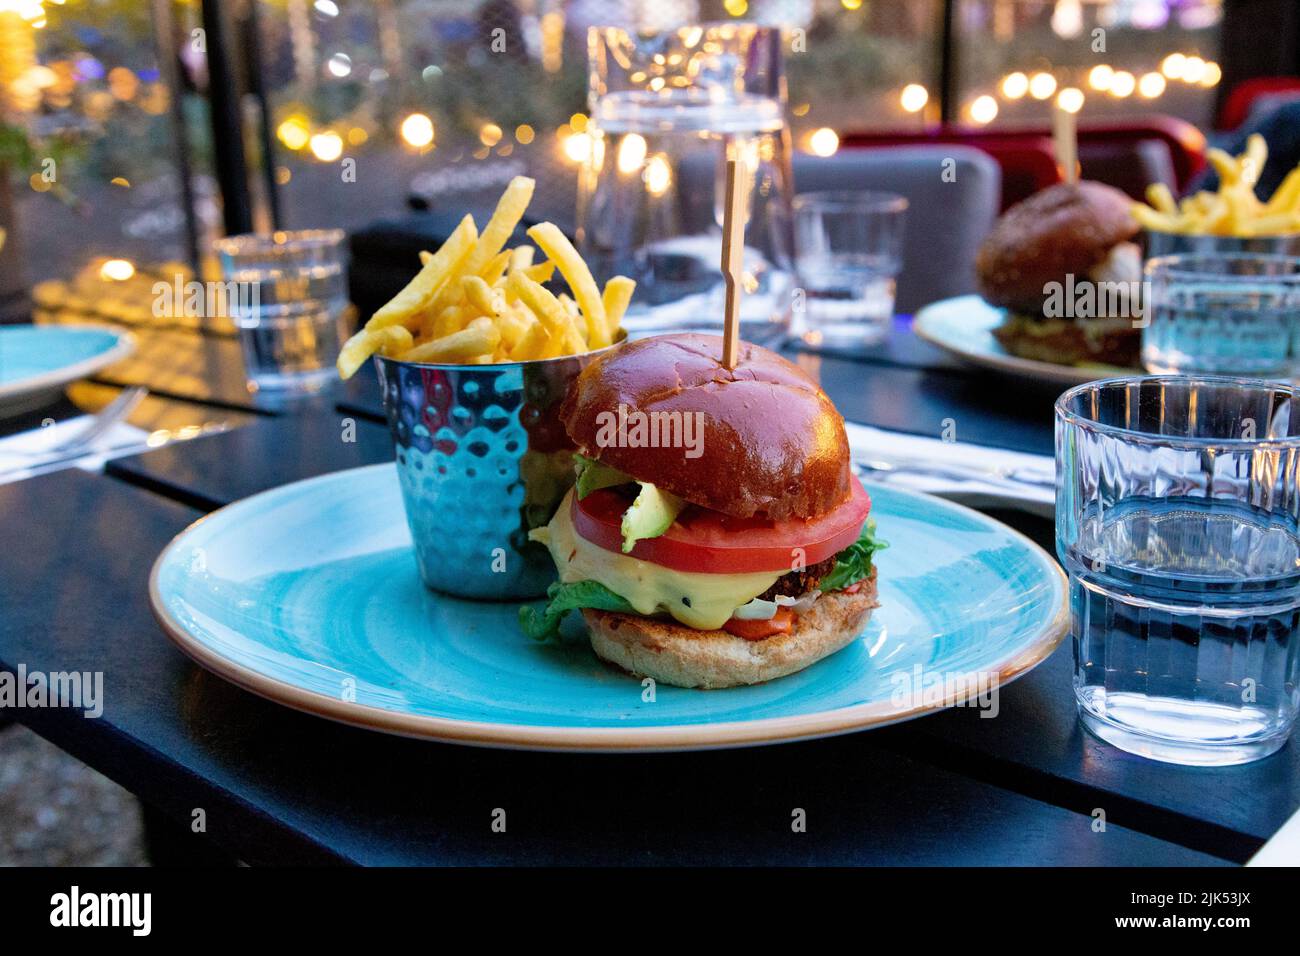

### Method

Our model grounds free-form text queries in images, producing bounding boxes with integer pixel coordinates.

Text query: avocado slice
[574,454,635,500]
[620,482,686,553]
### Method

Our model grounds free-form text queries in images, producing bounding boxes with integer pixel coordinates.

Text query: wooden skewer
[720,157,745,370]
[1053,104,1079,185]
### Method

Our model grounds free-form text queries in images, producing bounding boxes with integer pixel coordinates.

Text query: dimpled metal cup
[375,346,618,600]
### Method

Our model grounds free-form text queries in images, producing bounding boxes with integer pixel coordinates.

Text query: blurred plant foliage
[1,0,179,191]
[787,18,926,104]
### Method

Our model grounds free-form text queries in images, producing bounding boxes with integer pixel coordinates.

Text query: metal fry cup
[375,343,620,600]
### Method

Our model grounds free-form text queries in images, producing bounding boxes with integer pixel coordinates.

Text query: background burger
[976,180,1142,367]
[520,333,885,689]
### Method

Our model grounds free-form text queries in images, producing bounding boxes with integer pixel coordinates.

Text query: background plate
[0,325,134,414]
[914,295,1129,387]
[151,463,1068,752]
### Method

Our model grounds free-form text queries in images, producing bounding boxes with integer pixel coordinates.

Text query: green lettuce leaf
[519,580,635,642]
[820,520,888,593]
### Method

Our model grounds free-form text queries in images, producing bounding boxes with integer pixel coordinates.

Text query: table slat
[106,407,392,508]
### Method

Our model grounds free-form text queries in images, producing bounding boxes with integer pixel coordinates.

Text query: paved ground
[0,723,147,866]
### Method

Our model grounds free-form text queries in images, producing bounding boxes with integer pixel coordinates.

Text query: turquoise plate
[0,324,134,414]
[913,295,1127,387]
[150,464,1068,752]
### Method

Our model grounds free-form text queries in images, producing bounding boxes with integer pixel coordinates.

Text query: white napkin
[1248,805,1300,866]
[844,422,1055,517]
[0,416,149,486]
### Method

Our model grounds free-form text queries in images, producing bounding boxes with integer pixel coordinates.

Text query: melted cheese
[539,490,781,630]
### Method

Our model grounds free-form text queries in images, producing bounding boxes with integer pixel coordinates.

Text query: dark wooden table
[0,318,1292,866]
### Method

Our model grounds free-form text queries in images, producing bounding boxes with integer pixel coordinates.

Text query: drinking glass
[1141,253,1300,379]
[793,191,907,349]
[214,230,349,393]
[1056,375,1300,765]
[1143,230,1300,260]
[580,23,795,344]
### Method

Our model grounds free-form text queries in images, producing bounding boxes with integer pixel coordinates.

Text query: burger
[976,180,1143,368]
[520,333,885,689]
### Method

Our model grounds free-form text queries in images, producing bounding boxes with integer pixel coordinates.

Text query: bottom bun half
[583,570,879,689]
[992,315,1140,368]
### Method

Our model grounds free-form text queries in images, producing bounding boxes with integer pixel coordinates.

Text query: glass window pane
[4,1,204,294]
[954,0,1224,128]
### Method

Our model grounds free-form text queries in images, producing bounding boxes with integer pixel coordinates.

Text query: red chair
[841,115,1206,205]
[1074,116,1206,191]
[1218,77,1300,131]
[839,129,1060,211]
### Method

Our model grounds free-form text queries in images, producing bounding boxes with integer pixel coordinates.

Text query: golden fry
[507,270,576,357]
[1265,166,1300,214]
[526,222,609,348]
[495,305,534,350]
[376,325,414,356]
[521,261,555,283]
[366,214,476,333]
[601,276,635,338]
[336,325,413,379]
[1245,212,1300,235]
[1145,183,1177,215]
[1242,133,1268,187]
[509,318,549,361]
[502,262,556,306]
[428,304,466,340]
[1131,203,1184,234]
[557,296,587,352]
[478,249,512,286]
[508,245,535,273]
[461,274,501,317]
[464,176,536,276]
[421,189,527,319]
[507,270,568,335]
[1206,148,1241,187]
[400,316,501,363]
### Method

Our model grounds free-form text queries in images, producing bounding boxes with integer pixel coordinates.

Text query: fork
[9,386,148,458]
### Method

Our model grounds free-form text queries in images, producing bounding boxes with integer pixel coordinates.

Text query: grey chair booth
[680,145,1001,314]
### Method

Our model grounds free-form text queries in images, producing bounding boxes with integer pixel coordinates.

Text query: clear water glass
[581,23,795,345]
[1141,253,1300,379]
[214,230,349,393]
[1056,376,1300,765]
[793,191,907,350]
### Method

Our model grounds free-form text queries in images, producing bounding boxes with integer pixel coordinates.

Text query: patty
[757,556,836,602]
[992,314,1141,368]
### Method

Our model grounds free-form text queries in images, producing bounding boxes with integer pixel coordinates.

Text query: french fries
[601,276,636,341]
[1131,134,1300,237]
[526,222,610,348]
[366,215,477,331]
[336,325,414,379]
[335,178,635,376]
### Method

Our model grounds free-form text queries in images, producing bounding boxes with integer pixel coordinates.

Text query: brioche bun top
[560,333,852,520]
[976,180,1139,314]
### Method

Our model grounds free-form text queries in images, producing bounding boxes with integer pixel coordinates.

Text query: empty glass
[793,191,907,350]
[1056,375,1300,765]
[214,230,349,393]
[1141,253,1300,379]
[579,23,795,344]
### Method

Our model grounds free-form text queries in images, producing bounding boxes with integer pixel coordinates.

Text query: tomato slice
[571,475,871,574]
[723,607,794,641]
